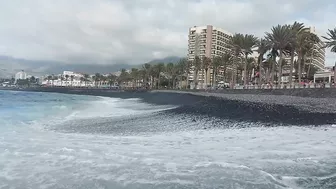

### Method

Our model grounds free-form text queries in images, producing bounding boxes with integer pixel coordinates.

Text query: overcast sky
[0,0,335,66]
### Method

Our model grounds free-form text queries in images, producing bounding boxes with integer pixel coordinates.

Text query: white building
[308,26,326,70]
[42,71,92,87]
[15,70,27,82]
[187,25,233,88]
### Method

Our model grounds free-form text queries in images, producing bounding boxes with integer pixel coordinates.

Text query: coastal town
[1,23,336,90]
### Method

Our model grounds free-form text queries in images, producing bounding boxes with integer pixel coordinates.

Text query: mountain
[147,56,182,64]
[0,55,183,78]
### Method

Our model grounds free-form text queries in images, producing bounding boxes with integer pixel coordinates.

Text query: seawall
[2,87,336,126]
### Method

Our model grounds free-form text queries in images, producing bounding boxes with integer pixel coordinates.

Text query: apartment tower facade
[187,25,232,88]
[282,26,326,83]
[309,26,326,70]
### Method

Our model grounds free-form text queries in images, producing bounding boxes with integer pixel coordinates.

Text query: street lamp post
[333,61,336,88]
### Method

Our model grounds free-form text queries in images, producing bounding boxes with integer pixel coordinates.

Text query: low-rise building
[15,70,27,82]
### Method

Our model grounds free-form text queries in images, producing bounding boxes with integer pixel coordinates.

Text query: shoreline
[2,87,336,126]
[2,86,336,98]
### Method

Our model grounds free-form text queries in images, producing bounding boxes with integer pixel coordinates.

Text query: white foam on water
[1,124,336,188]
[63,97,176,120]
[1,91,336,188]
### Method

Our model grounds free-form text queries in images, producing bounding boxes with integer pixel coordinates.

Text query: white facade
[42,78,94,87]
[187,25,233,88]
[308,26,326,70]
[15,70,27,81]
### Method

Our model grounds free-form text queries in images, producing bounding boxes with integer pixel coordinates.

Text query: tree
[296,31,319,83]
[255,38,271,87]
[246,57,256,82]
[153,63,165,89]
[70,75,74,87]
[30,76,36,84]
[265,24,294,85]
[165,62,177,88]
[323,28,336,53]
[241,34,258,86]
[322,28,336,85]
[288,22,306,87]
[107,74,117,88]
[47,75,53,86]
[193,56,202,89]
[142,63,152,88]
[93,73,101,87]
[79,77,85,87]
[130,68,139,88]
[83,74,90,87]
[118,69,130,88]
[16,79,30,87]
[202,56,212,89]
[175,58,188,89]
[59,75,64,87]
[212,56,222,87]
[65,75,69,86]
[231,33,244,87]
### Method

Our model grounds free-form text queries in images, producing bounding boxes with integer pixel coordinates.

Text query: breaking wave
[1,90,336,189]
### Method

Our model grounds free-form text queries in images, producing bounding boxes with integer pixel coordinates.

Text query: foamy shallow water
[0,90,335,189]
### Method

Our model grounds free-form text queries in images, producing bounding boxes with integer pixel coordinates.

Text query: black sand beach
[4,87,336,126]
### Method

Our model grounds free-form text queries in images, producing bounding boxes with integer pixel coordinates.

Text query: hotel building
[187,25,233,88]
[308,26,326,70]
[281,26,326,83]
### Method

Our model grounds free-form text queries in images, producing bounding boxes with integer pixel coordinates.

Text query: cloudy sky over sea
[0,0,335,65]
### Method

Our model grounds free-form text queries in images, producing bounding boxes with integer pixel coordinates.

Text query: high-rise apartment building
[187,25,233,88]
[281,26,326,83]
[309,26,326,70]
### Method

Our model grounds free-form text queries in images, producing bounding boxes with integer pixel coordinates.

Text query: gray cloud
[0,0,335,66]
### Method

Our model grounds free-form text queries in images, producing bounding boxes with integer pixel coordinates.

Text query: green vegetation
[43,24,336,89]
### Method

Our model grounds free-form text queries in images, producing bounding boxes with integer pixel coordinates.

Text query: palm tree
[262,55,272,84]
[246,57,256,83]
[323,28,336,52]
[70,75,74,87]
[83,74,90,87]
[175,58,188,89]
[193,56,202,89]
[153,63,165,89]
[268,48,279,85]
[79,77,84,87]
[202,56,212,89]
[288,22,306,87]
[47,75,52,86]
[30,76,36,84]
[241,34,258,86]
[212,56,222,87]
[221,53,233,83]
[165,62,176,88]
[255,38,271,87]
[142,63,152,88]
[266,24,294,86]
[296,31,319,83]
[130,68,139,88]
[323,28,336,85]
[65,75,69,86]
[59,75,64,87]
[107,74,117,88]
[118,69,130,88]
[231,33,244,87]
[94,73,101,87]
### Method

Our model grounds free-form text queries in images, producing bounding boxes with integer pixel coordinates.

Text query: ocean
[0,90,335,189]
